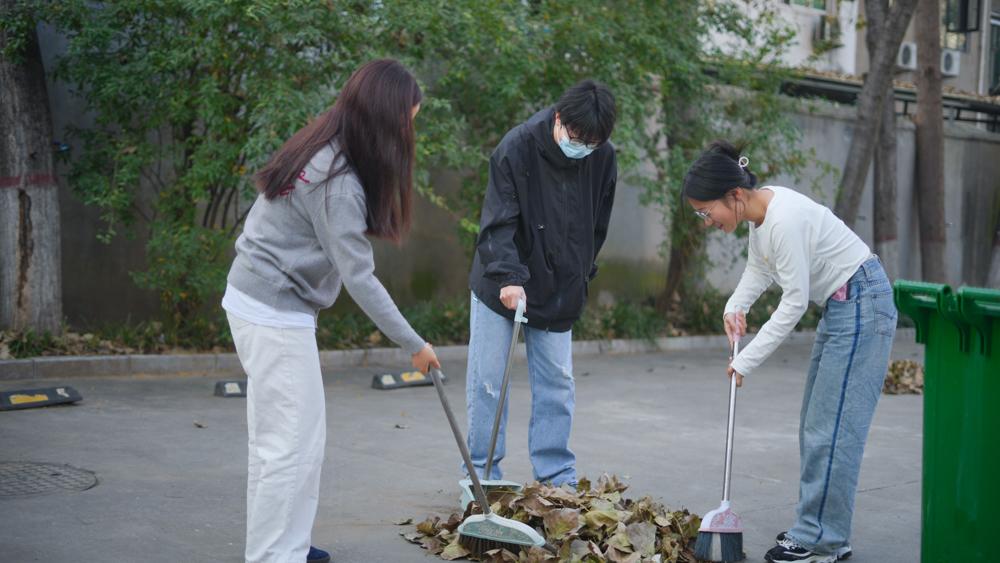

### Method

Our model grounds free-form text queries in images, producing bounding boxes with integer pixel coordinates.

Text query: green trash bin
[894,281,1000,563]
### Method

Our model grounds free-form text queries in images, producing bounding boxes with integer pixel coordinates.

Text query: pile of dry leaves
[402,474,701,563]
[883,359,924,395]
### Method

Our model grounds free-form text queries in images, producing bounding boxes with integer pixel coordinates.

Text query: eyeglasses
[560,122,600,150]
[693,201,719,220]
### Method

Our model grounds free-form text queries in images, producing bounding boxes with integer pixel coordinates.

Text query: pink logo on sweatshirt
[278,170,309,197]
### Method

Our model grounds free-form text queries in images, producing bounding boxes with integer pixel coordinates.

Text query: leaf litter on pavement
[402,474,702,562]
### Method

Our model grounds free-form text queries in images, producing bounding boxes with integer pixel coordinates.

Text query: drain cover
[0,462,97,497]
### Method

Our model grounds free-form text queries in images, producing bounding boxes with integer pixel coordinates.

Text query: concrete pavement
[0,336,923,562]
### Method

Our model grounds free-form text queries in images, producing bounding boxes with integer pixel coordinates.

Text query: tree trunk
[867,2,899,280]
[873,86,900,280]
[913,0,948,283]
[0,11,63,334]
[656,163,705,312]
[834,0,919,227]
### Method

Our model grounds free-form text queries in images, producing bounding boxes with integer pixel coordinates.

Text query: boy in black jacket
[466,80,617,485]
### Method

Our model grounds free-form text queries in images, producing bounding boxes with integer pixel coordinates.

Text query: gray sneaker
[776,532,852,560]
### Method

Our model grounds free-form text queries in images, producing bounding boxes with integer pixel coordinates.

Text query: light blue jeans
[788,257,897,555]
[465,292,577,485]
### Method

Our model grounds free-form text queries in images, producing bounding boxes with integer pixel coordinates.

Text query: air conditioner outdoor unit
[897,42,918,71]
[941,49,961,77]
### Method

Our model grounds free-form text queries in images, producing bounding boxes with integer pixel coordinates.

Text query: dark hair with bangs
[555,79,616,146]
[254,59,422,242]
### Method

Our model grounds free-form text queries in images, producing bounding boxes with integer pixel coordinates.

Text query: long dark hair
[682,140,758,201]
[255,59,422,242]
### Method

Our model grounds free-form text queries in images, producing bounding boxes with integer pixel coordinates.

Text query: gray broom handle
[429,367,493,516]
[430,368,490,515]
[723,339,740,502]
[485,299,526,480]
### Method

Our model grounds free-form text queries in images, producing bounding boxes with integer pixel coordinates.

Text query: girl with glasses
[683,140,897,563]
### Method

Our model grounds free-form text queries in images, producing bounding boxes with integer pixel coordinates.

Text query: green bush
[3,329,57,358]
[1,289,833,359]
[575,301,667,342]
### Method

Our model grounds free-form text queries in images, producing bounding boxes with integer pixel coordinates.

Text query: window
[785,0,826,10]
[942,0,980,52]
[943,30,969,51]
[945,0,981,32]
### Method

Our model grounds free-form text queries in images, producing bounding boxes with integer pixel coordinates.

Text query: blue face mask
[556,121,598,159]
[558,136,595,159]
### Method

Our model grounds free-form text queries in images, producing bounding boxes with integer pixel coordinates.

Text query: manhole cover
[0,462,98,497]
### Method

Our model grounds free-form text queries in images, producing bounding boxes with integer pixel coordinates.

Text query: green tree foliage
[38,0,811,335]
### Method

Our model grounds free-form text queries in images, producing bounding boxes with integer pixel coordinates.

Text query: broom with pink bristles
[694,339,746,562]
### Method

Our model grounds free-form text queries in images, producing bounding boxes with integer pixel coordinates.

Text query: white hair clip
[738,156,749,169]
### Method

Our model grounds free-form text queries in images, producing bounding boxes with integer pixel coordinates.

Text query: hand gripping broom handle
[723,339,739,503]
[485,298,527,480]
[429,367,492,516]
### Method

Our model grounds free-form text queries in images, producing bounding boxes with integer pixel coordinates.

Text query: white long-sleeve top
[727,186,871,376]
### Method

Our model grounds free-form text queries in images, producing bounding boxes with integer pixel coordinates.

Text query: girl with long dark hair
[223,59,439,563]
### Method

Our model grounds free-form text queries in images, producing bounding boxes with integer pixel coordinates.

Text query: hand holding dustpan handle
[514,298,527,324]
[430,368,493,516]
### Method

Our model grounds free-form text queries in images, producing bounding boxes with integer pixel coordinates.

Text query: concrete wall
[38,24,162,326]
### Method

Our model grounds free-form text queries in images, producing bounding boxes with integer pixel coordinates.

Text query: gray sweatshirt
[227,143,426,355]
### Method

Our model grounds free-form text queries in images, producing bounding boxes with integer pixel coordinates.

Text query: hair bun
[682,139,757,201]
[707,139,741,161]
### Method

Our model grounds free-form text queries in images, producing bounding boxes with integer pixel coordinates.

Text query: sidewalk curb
[0,329,916,381]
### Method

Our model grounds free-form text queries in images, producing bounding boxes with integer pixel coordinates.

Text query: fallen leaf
[884,359,924,394]
[543,507,584,541]
[440,538,471,560]
[440,512,464,532]
[523,546,558,562]
[626,521,657,557]
[416,516,440,536]
[607,522,633,552]
[583,506,621,530]
[400,532,422,544]
[421,535,445,554]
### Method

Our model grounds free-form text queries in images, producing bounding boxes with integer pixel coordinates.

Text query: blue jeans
[788,257,897,554]
[465,292,577,485]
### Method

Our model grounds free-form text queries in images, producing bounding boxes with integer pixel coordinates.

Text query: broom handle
[722,339,739,503]
[429,367,493,516]
[485,299,526,480]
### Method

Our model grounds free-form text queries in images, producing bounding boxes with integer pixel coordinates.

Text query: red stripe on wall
[0,174,58,188]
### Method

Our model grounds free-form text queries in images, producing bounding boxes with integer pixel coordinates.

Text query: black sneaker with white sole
[776,532,852,560]
[764,534,837,563]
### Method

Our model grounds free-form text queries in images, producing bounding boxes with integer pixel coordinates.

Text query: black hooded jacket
[469,106,617,331]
